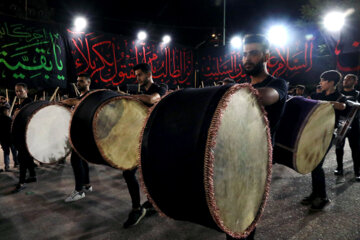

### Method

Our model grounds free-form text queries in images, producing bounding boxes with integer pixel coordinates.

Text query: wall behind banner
[0,16,67,89]
[67,30,194,89]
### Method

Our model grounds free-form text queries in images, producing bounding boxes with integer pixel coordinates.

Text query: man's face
[77,77,90,91]
[343,76,357,89]
[319,78,334,91]
[242,43,267,76]
[15,86,28,99]
[296,88,304,96]
[135,69,150,86]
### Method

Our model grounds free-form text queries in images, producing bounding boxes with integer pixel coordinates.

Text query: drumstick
[5,89,8,102]
[9,96,17,116]
[213,82,217,86]
[117,86,120,93]
[49,87,60,102]
[72,83,80,96]
[138,84,140,93]
[177,85,180,90]
[201,81,204,88]
[43,91,46,100]
[57,93,61,101]
[18,98,20,104]
[34,95,37,101]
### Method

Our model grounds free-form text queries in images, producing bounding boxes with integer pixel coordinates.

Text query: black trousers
[18,150,36,184]
[123,167,141,209]
[335,123,360,175]
[70,152,90,192]
[311,137,333,199]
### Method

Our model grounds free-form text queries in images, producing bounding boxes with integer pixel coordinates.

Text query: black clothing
[335,89,360,176]
[71,152,90,192]
[123,82,166,208]
[252,75,288,139]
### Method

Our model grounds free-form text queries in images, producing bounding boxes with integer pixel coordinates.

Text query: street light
[162,35,171,44]
[230,36,242,48]
[268,25,288,47]
[74,17,87,31]
[323,11,345,32]
[137,31,147,41]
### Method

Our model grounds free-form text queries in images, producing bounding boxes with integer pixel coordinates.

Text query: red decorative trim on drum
[138,90,178,218]
[24,102,72,164]
[203,83,273,238]
[92,94,148,171]
[69,89,106,163]
[291,102,319,173]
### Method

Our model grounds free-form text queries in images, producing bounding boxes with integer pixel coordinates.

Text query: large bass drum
[12,101,72,164]
[274,96,335,174]
[70,89,148,170]
[140,84,272,239]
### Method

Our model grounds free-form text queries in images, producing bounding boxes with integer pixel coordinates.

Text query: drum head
[295,102,335,174]
[204,86,271,237]
[26,104,72,164]
[93,97,148,170]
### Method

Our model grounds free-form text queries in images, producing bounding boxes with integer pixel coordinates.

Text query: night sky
[51,0,305,47]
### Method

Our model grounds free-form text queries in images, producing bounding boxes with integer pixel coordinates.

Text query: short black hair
[133,63,152,74]
[345,74,358,82]
[296,85,305,90]
[320,70,342,85]
[77,74,91,81]
[15,82,28,90]
[243,34,270,52]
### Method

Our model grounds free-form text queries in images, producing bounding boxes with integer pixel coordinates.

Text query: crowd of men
[0,34,359,240]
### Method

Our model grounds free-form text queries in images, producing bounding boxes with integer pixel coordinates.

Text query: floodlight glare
[268,25,288,47]
[162,35,171,44]
[305,34,314,40]
[137,31,147,40]
[324,11,345,32]
[230,36,242,48]
[74,17,87,31]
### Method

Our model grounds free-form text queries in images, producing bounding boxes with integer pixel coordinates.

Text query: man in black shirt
[12,83,36,193]
[335,74,360,181]
[122,63,167,228]
[226,34,288,240]
[303,70,346,210]
[63,74,93,202]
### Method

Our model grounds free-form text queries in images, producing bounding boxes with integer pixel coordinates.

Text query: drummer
[226,34,288,240]
[122,63,167,228]
[62,74,93,202]
[12,83,37,193]
[302,70,346,211]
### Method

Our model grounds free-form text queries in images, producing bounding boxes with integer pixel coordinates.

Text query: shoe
[12,184,26,193]
[310,197,330,211]
[333,169,343,176]
[64,190,85,202]
[83,185,93,192]
[300,194,316,205]
[336,175,346,184]
[0,169,3,173]
[123,207,146,228]
[355,175,360,182]
[25,177,37,183]
[142,200,157,216]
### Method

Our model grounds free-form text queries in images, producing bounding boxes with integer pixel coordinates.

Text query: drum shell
[140,84,272,237]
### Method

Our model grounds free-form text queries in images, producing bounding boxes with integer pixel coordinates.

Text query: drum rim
[22,101,72,164]
[92,94,148,170]
[203,83,273,238]
[69,89,112,163]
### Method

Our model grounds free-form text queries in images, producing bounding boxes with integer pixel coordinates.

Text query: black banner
[0,16,67,89]
[66,30,194,89]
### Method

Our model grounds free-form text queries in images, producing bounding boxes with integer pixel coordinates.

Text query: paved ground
[0,141,359,240]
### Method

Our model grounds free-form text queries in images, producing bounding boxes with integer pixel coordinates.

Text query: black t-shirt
[341,89,360,123]
[252,75,288,138]
[312,90,346,127]
[0,115,12,144]
[144,83,167,97]
[76,90,91,100]
[14,97,32,112]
